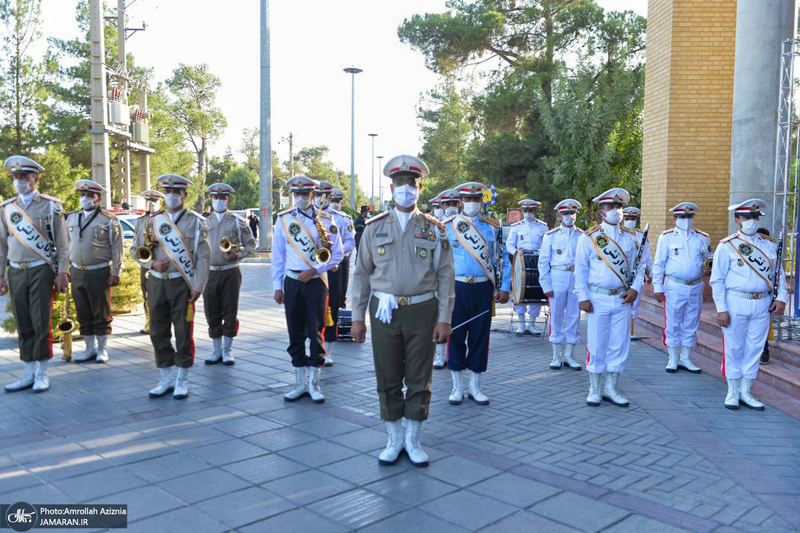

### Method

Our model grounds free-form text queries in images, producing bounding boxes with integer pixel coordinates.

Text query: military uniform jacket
[506,218,548,255]
[539,225,582,294]
[0,192,68,273]
[445,214,497,279]
[352,209,455,323]
[207,210,257,266]
[132,209,211,293]
[271,207,343,291]
[65,209,123,276]
[574,222,644,301]
[710,231,788,314]
[326,208,356,256]
[652,227,712,293]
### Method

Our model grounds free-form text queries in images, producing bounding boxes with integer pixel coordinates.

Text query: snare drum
[512,250,547,304]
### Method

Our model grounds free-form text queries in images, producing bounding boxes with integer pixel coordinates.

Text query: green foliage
[225,167,259,209]
[111,254,143,314]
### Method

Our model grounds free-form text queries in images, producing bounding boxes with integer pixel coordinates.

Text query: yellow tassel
[325,306,334,327]
[492,299,496,317]
[186,304,194,322]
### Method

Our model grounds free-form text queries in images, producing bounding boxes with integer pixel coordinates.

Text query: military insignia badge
[556,249,562,255]
[201,228,208,238]
[442,240,449,251]
[330,225,338,234]
[453,240,459,248]
[159,224,171,235]
[674,249,679,256]
[457,221,469,233]
[243,227,250,234]
[288,223,301,236]
[377,246,385,256]
[750,204,759,212]
[596,236,609,248]
[739,244,753,256]
[519,235,524,241]
[9,212,21,224]
[401,162,409,171]
[348,224,354,233]
[737,259,744,266]
[420,249,428,258]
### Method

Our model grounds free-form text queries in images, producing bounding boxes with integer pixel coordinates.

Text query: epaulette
[66,209,80,217]
[694,229,709,238]
[318,211,332,220]
[661,228,674,235]
[442,214,457,224]
[621,226,636,235]
[188,210,205,219]
[365,211,390,225]
[481,215,499,228]
[231,212,247,223]
[720,233,738,243]
[0,197,16,207]
[424,213,446,231]
[39,193,62,203]
[576,227,584,233]
[99,209,117,220]
[536,219,547,225]
[277,207,294,217]
[148,209,163,218]
[584,225,601,235]
[546,227,559,235]
[511,221,523,227]
[760,234,776,243]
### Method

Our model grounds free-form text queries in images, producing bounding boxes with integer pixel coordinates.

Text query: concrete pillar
[729,0,794,234]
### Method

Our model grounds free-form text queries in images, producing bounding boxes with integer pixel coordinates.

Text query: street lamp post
[344,67,362,209]
[368,133,378,206]
[376,155,384,210]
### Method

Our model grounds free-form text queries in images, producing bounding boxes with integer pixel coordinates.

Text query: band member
[203,183,256,366]
[652,202,712,374]
[445,182,498,405]
[273,176,343,404]
[710,199,787,410]
[316,182,355,365]
[575,188,644,407]
[331,188,354,310]
[67,180,123,363]
[433,189,459,370]
[132,174,211,400]
[507,199,548,334]
[430,194,443,219]
[539,199,583,370]
[352,155,454,467]
[1,156,69,393]
[134,190,164,335]
[622,207,653,339]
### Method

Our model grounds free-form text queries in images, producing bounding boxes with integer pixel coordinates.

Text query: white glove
[375,292,398,324]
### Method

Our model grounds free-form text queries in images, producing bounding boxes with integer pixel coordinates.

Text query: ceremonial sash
[153,212,195,287]
[450,215,496,288]
[3,201,54,265]
[590,230,629,286]
[280,214,329,288]
[728,236,772,287]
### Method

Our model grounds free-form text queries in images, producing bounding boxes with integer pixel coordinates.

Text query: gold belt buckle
[749,292,762,300]
[79,265,86,271]
[610,288,622,295]
[397,296,409,306]
[467,276,475,284]
[566,265,575,271]
[20,262,28,270]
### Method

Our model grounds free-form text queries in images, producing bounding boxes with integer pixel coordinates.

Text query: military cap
[139,190,165,202]
[206,182,235,195]
[669,202,699,215]
[314,181,335,195]
[439,189,459,203]
[592,188,630,206]
[555,199,581,213]
[4,155,44,175]
[455,182,487,198]
[331,189,346,201]
[518,199,541,209]
[728,198,766,216]
[74,179,107,194]
[285,175,318,193]
[156,174,193,189]
[382,155,429,179]
[622,207,642,217]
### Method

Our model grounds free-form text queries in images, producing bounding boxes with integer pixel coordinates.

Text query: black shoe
[760,352,770,365]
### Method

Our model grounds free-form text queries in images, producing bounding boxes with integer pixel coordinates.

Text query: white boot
[602,372,629,407]
[526,317,542,335]
[222,336,235,366]
[563,343,582,370]
[32,360,50,393]
[205,337,223,364]
[323,343,334,367]
[5,361,36,392]
[74,335,97,362]
[448,370,463,405]
[404,419,429,467]
[739,377,765,410]
[433,343,447,369]
[378,420,405,465]
[95,335,109,363]
[724,378,740,410]
[284,367,308,402]
[515,313,527,334]
[550,343,563,369]
[468,371,490,405]
[308,367,325,403]
[149,368,173,398]
[586,372,602,406]
[173,367,189,400]
[678,347,701,374]
[666,346,679,373]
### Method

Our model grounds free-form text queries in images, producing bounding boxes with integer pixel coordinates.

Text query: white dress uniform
[539,199,583,370]
[575,188,644,407]
[710,198,787,410]
[507,200,548,330]
[652,202,712,373]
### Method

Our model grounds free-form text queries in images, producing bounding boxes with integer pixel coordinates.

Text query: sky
[39,0,647,199]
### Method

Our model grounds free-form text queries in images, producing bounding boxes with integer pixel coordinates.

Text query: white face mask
[739,218,759,235]
[444,206,458,217]
[561,214,575,227]
[14,179,32,195]
[622,220,637,230]
[294,195,312,211]
[675,218,693,231]
[523,213,535,223]
[212,198,228,213]
[392,185,418,208]
[331,201,342,211]
[433,208,444,219]
[602,207,622,225]
[165,193,183,210]
[462,202,481,217]
[79,196,97,210]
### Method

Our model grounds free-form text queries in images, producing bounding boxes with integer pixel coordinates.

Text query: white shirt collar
[215,211,225,222]
[18,190,36,206]
[601,221,619,237]
[395,209,413,232]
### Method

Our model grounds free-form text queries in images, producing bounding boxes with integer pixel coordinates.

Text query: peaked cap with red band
[669,202,699,215]
[4,155,44,175]
[622,207,642,217]
[728,198,766,216]
[439,189,458,203]
[74,179,107,194]
[139,189,164,202]
[592,187,630,206]
[455,181,487,198]
[285,175,318,193]
[206,182,235,195]
[156,174,193,189]
[555,199,581,213]
[518,199,541,209]
[331,189,345,201]
[382,154,429,179]
[314,181,335,194]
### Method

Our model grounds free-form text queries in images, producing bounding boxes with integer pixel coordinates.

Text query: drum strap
[590,231,629,287]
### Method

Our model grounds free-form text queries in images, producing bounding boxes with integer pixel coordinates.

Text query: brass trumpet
[219,237,242,253]
[703,257,713,274]
[134,202,157,266]
[59,293,74,361]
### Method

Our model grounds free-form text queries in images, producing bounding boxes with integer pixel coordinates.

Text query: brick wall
[642,0,737,247]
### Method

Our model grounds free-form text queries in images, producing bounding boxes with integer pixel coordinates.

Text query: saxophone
[134,202,158,265]
[315,208,332,265]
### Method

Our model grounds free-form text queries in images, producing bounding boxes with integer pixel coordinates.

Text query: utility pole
[368,133,377,206]
[344,67,362,209]
[89,0,111,208]
[281,132,294,177]
[116,0,130,205]
[259,0,273,251]
[377,155,384,210]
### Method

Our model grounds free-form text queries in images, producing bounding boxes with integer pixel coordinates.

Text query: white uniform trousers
[662,278,704,348]
[514,303,542,316]
[721,296,771,380]
[631,290,643,320]
[586,292,632,374]
[548,270,580,344]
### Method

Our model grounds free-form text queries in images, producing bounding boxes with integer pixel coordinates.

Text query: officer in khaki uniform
[352,154,455,467]
[203,183,256,366]
[132,174,210,400]
[1,156,69,393]
[67,180,123,363]
[133,190,164,334]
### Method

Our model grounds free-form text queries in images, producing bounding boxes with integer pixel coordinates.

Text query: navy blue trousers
[447,280,493,373]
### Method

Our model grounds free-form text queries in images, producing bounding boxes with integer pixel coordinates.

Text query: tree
[224,167,259,210]
[166,63,227,209]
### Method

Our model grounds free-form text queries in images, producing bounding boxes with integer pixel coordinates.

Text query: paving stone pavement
[1,263,799,532]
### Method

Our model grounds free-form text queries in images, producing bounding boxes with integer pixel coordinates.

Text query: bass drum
[512,250,547,304]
